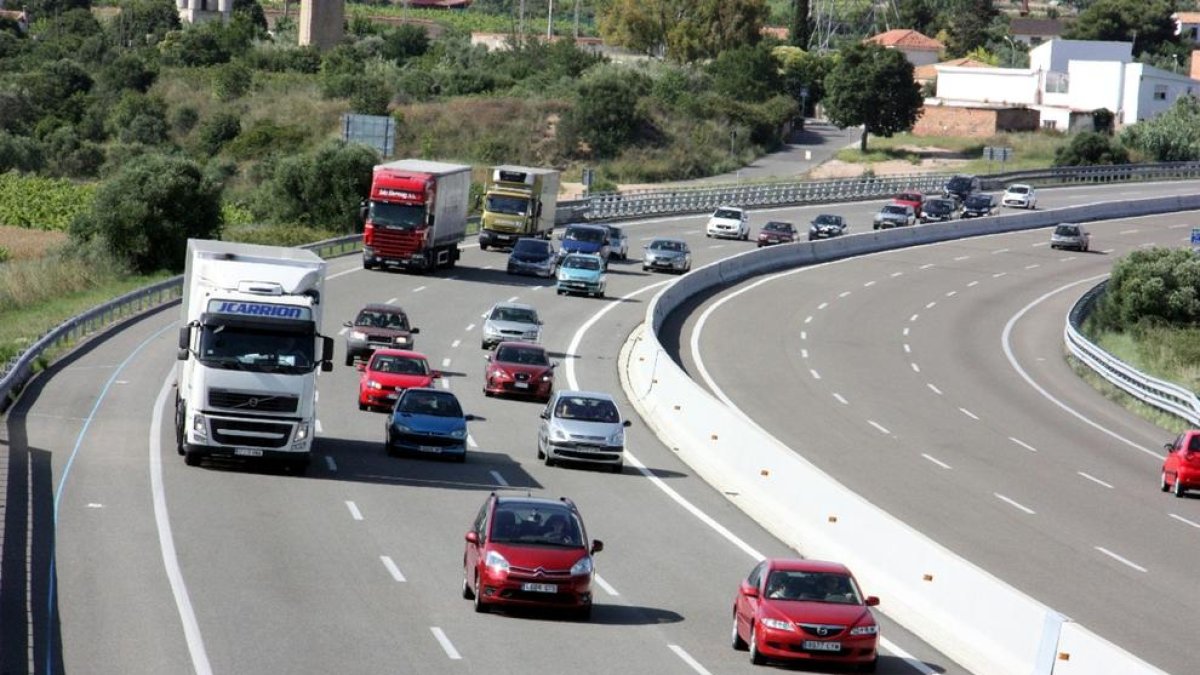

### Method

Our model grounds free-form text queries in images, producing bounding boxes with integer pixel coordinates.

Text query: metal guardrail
[1065,279,1200,426]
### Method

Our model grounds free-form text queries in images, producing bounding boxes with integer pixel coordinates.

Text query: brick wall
[913,105,1039,137]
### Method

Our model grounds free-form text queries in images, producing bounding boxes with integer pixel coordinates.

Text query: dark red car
[732,558,879,671]
[463,493,603,619]
[357,349,439,411]
[483,341,554,402]
[892,190,924,214]
[1162,431,1200,497]
[756,221,797,247]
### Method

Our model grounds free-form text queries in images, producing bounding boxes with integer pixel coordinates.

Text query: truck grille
[209,389,299,413]
[371,228,423,256]
[210,419,292,448]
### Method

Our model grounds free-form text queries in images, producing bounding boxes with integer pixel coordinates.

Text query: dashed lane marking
[490,470,508,487]
[380,556,406,582]
[994,494,1035,515]
[922,454,952,470]
[1169,513,1200,529]
[1009,437,1038,453]
[833,393,848,405]
[809,369,821,380]
[594,574,619,596]
[345,501,363,521]
[868,420,890,435]
[959,407,979,420]
[430,628,462,660]
[1078,472,1113,489]
[668,645,713,675]
[1095,547,1146,573]
[927,383,943,395]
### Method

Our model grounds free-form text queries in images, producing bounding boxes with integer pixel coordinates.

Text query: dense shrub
[97,52,158,95]
[196,111,242,156]
[707,44,782,103]
[171,105,200,134]
[223,223,338,248]
[107,92,171,145]
[382,24,431,63]
[0,132,45,173]
[566,67,651,158]
[212,61,254,101]
[1092,248,1200,331]
[242,45,323,73]
[1119,95,1200,161]
[252,141,378,232]
[350,77,392,115]
[43,126,104,177]
[1053,131,1129,165]
[224,119,310,160]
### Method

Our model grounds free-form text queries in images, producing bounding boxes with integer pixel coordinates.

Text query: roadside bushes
[1091,247,1200,331]
[1053,131,1129,166]
[250,140,378,233]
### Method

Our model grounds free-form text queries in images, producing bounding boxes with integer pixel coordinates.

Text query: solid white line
[380,556,406,582]
[451,339,461,348]
[890,271,903,277]
[959,407,978,420]
[880,638,937,674]
[465,323,475,331]
[994,493,1035,515]
[1025,264,1040,270]
[152,376,213,675]
[1094,547,1147,572]
[863,280,876,287]
[1060,257,1077,262]
[441,358,451,367]
[804,315,813,324]
[1101,248,1116,254]
[489,470,508,487]
[922,453,952,470]
[430,627,462,660]
[992,248,1009,254]
[919,263,934,270]
[594,573,619,596]
[927,383,943,395]
[911,363,920,373]
[1169,513,1200,529]
[903,344,911,353]
[800,348,809,359]
[833,393,848,405]
[839,291,852,298]
[1009,437,1038,453]
[967,280,979,287]
[531,285,543,291]
[817,302,829,310]
[1001,275,1160,460]
[482,264,494,270]
[925,301,936,309]
[810,369,821,380]
[345,501,363,521]
[910,313,919,322]
[868,420,890,435]
[324,455,337,472]
[413,286,426,293]
[1077,472,1113,489]
[506,295,519,303]
[1031,242,1044,247]
[668,645,713,675]
[1169,223,1190,229]
[467,434,478,448]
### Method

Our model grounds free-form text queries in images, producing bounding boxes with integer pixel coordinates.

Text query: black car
[920,197,957,223]
[506,238,557,277]
[961,193,996,218]
[943,174,981,205]
[808,214,847,240]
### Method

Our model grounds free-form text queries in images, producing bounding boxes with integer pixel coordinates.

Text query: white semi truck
[175,240,333,474]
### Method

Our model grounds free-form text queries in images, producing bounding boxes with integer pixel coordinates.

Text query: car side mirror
[1165,442,1175,450]
[557,232,564,240]
[465,531,478,544]
[464,414,476,421]
[742,584,759,598]
[591,539,604,554]
[550,362,558,369]
[343,320,352,328]
[622,419,632,427]
[865,596,880,607]
[410,327,420,334]
[430,370,442,379]
[539,410,550,419]
[356,362,366,372]
[321,362,333,373]
[484,354,492,362]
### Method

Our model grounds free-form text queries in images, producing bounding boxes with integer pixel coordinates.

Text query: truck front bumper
[182,442,310,464]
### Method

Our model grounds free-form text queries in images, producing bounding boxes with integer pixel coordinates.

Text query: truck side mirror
[178,326,190,350]
[321,336,335,369]
[321,362,333,373]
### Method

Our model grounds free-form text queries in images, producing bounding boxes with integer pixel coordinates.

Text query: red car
[463,493,603,619]
[1161,431,1200,497]
[483,341,554,401]
[892,190,924,214]
[357,349,439,411]
[732,559,879,671]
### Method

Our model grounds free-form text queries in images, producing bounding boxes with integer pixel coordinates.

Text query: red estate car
[1162,431,1200,497]
[892,190,924,214]
[357,349,439,411]
[483,341,555,401]
[463,493,603,620]
[732,559,879,671]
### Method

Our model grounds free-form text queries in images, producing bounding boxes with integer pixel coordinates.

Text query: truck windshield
[370,201,426,229]
[198,325,315,374]
[485,195,529,216]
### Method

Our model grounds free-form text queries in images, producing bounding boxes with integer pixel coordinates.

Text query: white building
[177,0,231,25]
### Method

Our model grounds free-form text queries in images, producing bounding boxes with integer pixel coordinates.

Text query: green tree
[382,24,431,63]
[212,61,253,101]
[567,67,650,158]
[897,0,942,37]
[97,53,159,95]
[823,43,923,152]
[70,154,223,273]
[1053,131,1130,165]
[707,44,782,103]
[196,111,242,156]
[107,92,170,145]
[599,0,769,62]
[0,132,45,173]
[943,0,997,58]
[1063,0,1179,57]
[1093,248,1200,330]
[110,0,182,47]
[1119,95,1200,161]
[789,0,812,49]
[256,141,378,232]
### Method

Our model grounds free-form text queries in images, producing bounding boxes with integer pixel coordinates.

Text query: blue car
[558,224,611,261]
[556,253,607,298]
[385,388,474,462]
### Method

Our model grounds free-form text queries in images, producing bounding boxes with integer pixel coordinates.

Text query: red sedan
[357,349,439,411]
[1162,431,1200,497]
[463,493,603,619]
[483,341,554,402]
[732,559,879,671]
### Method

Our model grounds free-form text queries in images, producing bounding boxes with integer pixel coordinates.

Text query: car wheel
[358,402,367,411]
[385,437,397,457]
[484,388,493,397]
[556,289,564,295]
[611,462,623,474]
[344,354,354,367]
[731,613,748,650]
[642,265,650,271]
[705,232,712,238]
[537,441,545,460]
[1162,471,1170,492]
[597,290,605,299]
[544,451,555,467]
[749,624,765,665]
[479,243,488,252]
[481,340,488,350]
[473,573,489,613]
[462,573,475,600]
[1174,475,1186,497]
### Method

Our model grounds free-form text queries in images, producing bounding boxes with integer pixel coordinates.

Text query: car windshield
[512,239,550,255]
[650,240,684,252]
[491,306,538,324]
[562,256,601,271]
[947,177,973,191]
[555,396,620,422]
[396,391,462,417]
[485,194,529,215]
[489,504,584,547]
[371,355,429,375]
[607,227,624,239]
[1007,185,1030,194]
[565,227,606,243]
[1055,225,1080,236]
[813,215,841,226]
[927,200,951,210]
[965,195,990,207]
[713,208,742,219]
[355,309,408,331]
[764,571,863,605]
[882,205,906,215]
[495,346,550,366]
[763,222,791,232]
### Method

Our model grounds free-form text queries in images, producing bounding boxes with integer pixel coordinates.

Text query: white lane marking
[346,501,363,521]
[817,302,829,310]
[1169,513,1200,529]
[594,574,619,596]
[992,248,1009,254]
[922,454,952,470]
[532,285,543,291]
[903,344,911,353]
[1101,248,1116,254]
[967,280,979,287]
[482,265,494,270]
[152,375,213,675]
[1095,547,1147,573]
[1169,223,1190,229]
[506,295,519,303]
[315,419,323,434]
[467,434,478,448]
[466,323,476,331]
[833,393,848,405]
[387,297,399,304]
[1119,228,1139,235]
[863,280,876,287]
[480,311,488,318]
[959,407,979,420]
[800,331,807,340]
[1002,275,1160,460]
[430,627,462,660]
[902,327,910,336]
[868,420,890,435]
[839,291,852,298]
[925,301,936,309]
[668,645,713,675]
[1078,472,1113,489]
[927,383,943,395]
[324,456,337,472]
[380,556,406,582]
[441,358,451,367]
[1060,257,1077,262]
[1009,437,1038,453]
[451,339,461,348]
[1031,242,1045,247]
[953,256,970,262]
[413,286,426,293]
[489,470,508,487]
[993,272,1006,278]
[919,263,934,270]
[911,363,920,373]
[800,348,809,359]
[994,493,1036,515]
[1025,264,1040,270]
[446,276,458,281]
[804,315,813,324]
[910,313,919,322]
[440,378,450,390]
[809,369,821,380]
[946,291,957,297]
[890,271,903,278]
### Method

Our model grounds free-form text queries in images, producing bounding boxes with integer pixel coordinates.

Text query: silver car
[642,237,691,273]
[537,390,632,472]
[481,301,542,349]
[606,225,629,261]
[873,204,915,229]
[1050,223,1091,252]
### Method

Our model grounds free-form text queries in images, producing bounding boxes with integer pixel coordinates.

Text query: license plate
[385,393,398,399]
[802,640,841,652]
[514,382,530,389]
[234,448,263,457]
[418,445,442,454]
[521,582,557,593]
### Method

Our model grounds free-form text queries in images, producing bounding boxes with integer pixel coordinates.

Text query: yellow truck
[478,166,559,250]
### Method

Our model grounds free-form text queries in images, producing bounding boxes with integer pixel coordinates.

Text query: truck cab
[478,166,559,250]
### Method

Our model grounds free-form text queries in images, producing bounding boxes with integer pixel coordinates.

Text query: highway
[2,180,1195,674]
[678,184,1200,674]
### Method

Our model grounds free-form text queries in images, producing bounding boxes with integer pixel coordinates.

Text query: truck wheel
[184,450,201,467]
[479,242,488,251]
[345,354,354,367]
[174,397,186,456]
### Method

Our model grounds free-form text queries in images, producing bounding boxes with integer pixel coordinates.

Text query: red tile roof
[914,57,991,82]
[866,29,943,52]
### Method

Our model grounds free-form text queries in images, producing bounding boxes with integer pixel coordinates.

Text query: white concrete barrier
[620,195,1193,674]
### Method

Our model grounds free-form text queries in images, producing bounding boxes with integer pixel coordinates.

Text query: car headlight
[485,550,509,575]
[450,428,467,439]
[540,374,552,382]
[608,429,624,446]
[492,368,509,379]
[394,335,410,347]
[760,618,793,631]
[392,423,411,433]
[570,555,593,576]
[294,422,310,442]
[191,413,207,438]
[482,323,497,337]
[850,624,878,636]
[350,330,367,341]
[368,380,383,389]
[551,427,570,441]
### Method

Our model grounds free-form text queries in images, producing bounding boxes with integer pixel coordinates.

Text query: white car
[705,206,749,240]
[1002,184,1037,209]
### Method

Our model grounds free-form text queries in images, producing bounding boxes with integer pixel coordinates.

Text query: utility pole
[548,0,554,39]
[574,0,580,40]
[518,0,526,43]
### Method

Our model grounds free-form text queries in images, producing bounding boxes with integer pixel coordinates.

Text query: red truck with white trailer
[362,159,472,272]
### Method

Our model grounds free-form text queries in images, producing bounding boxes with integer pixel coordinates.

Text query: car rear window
[1055,225,1080,236]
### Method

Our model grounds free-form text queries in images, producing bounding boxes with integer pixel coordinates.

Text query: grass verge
[835,131,1068,174]
[1068,355,1189,434]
